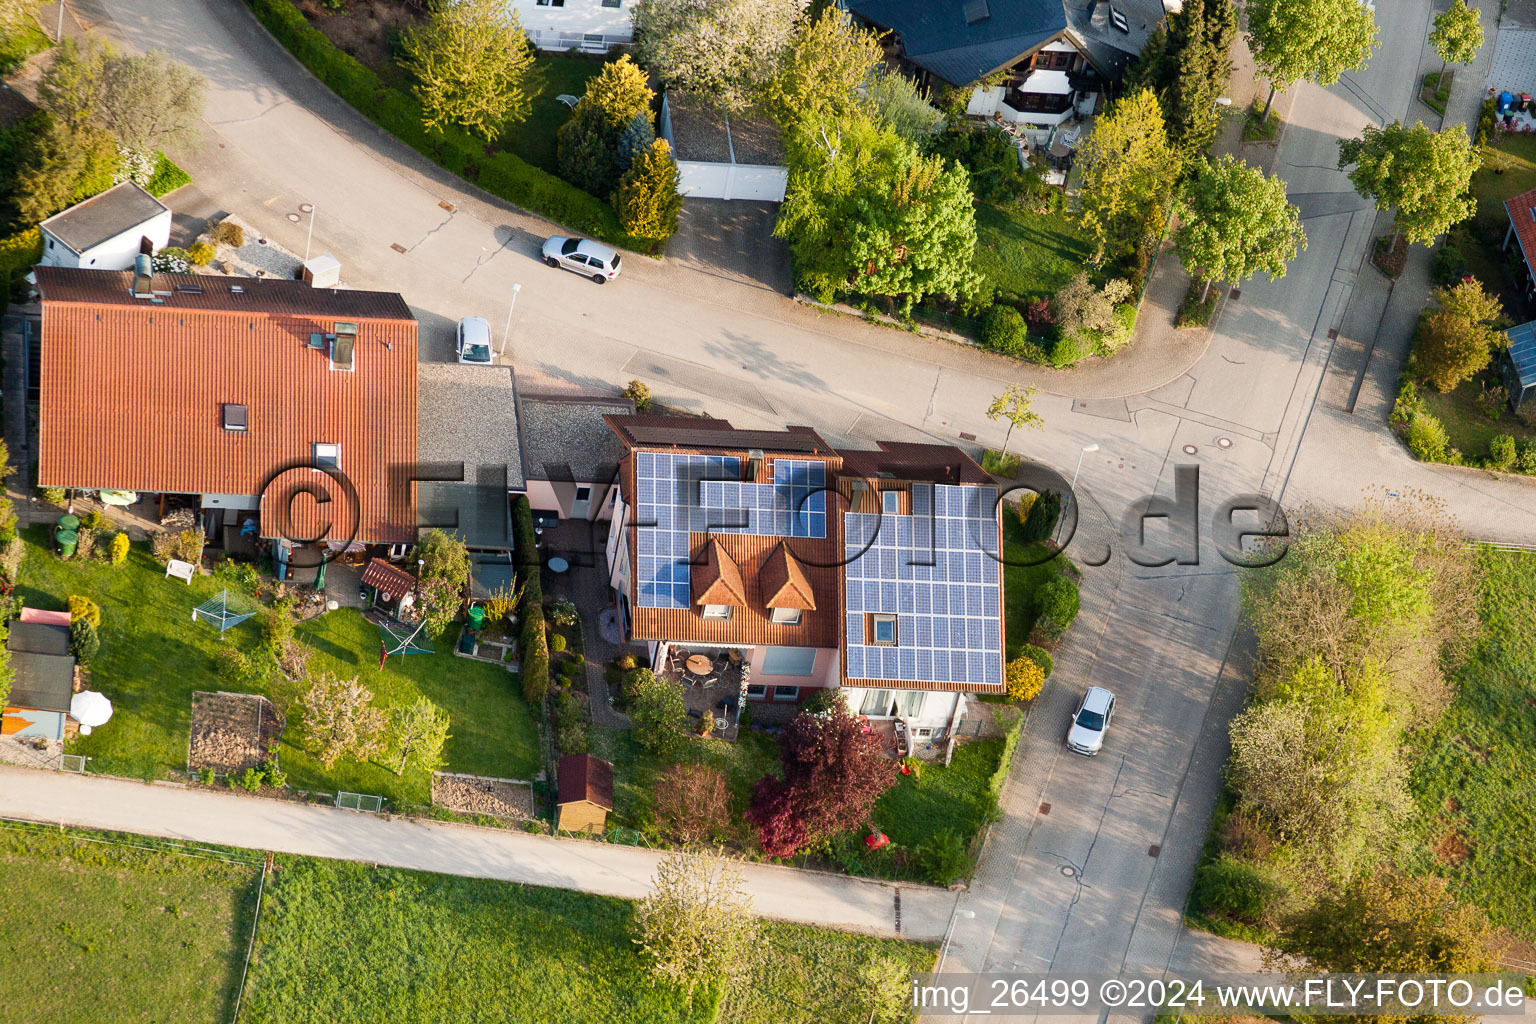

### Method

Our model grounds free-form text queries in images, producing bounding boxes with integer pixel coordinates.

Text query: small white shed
[660,92,788,203]
[38,182,172,272]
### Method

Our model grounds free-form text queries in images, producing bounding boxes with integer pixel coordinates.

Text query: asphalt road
[40,0,1536,1013]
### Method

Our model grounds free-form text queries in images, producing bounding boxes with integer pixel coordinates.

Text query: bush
[67,594,102,629]
[69,618,99,665]
[146,153,192,197]
[1033,575,1080,642]
[550,633,567,653]
[553,691,589,755]
[198,767,217,786]
[187,240,216,266]
[1176,281,1220,328]
[512,497,550,703]
[261,760,288,789]
[1005,656,1045,701]
[153,246,191,274]
[35,485,66,506]
[1487,434,1517,471]
[1191,853,1284,930]
[210,219,244,247]
[238,766,264,792]
[1405,410,1449,462]
[1020,490,1062,544]
[1475,94,1497,148]
[916,829,970,886]
[80,510,108,531]
[1092,303,1137,358]
[1020,643,1053,678]
[1431,243,1466,288]
[548,598,579,627]
[624,379,652,413]
[215,559,261,588]
[1390,378,1422,426]
[615,652,637,672]
[978,304,1028,356]
[1518,437,1536,475]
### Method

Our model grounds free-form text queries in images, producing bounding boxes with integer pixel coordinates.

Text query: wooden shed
[556,753,614,834]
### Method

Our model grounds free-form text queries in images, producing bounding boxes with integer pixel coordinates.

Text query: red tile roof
[557,753,614,809]
[361,558,417,600]
[1508,188,1536,273]
[36,268,418,543]
[759,541,816,610]
[692,539,746,606]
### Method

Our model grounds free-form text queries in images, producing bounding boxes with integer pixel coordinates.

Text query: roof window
[222,403,247,431]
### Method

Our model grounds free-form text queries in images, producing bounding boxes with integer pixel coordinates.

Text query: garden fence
[0,816,263,867]
[335,791,384,813]
[59,754,85,773]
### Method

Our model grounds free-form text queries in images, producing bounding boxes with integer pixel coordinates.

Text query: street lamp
[936,906,975,974]
[56,0,66,41]
[414,557,425,616]
[301,202,317,263]
[500,282,522,357]
[1071,443,1100,491]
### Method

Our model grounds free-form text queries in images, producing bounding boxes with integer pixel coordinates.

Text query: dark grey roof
[10,621,70,657]
[417,481,513,550]
[1506,320,1536,391]
[36,267,417,321]
[417,362,526,490]
[520,394,632,485]
[849,0,1067,85]
[7,623,74,713]
[1065,0,1165,78]
[37,182,169,255]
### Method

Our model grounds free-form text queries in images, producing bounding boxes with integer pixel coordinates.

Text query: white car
[456,316,492,365]
[1066,686,1115,756]
[541,235,622,283]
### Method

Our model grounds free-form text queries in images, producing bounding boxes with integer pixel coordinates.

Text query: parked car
[541,235,622,283]
[1065,686,1115,756]
[456,316,492,365]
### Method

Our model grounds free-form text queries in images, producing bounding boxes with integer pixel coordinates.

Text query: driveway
[668,198,792,297]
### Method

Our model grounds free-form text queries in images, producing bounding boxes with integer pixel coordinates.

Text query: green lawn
[0,7,50,73]
[1451,133,1536,321]
[873,736,1005,850]
[243,854,934,1024]
[504,53,607,174]
[974,201,1095,304]
[1002,512,1073,659]
[0,824,261,1024]
[1405,549,1536,939]
[1417,369,1536,460]
[17,526,538,803]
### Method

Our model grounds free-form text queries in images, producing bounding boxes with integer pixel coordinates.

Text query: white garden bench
[165,559,195,584]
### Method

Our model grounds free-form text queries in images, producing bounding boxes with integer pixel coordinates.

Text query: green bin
[57,514,80,531]
[55,528,78,558]
[468,605,486,630]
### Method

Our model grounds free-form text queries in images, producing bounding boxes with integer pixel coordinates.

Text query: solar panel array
[633,453,829,609]
[843,483,1003,688]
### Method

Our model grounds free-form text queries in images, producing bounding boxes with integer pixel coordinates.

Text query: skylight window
[221,403,247,432]
[313,443,340,470]
[871,614,897,646]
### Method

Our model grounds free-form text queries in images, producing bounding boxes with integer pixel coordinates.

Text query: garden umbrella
[97,490,138,506]
[70,691,113,735]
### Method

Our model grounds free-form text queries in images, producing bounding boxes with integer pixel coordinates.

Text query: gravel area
[0,735,62,770]
[431,772,534,820]
[210,214,305,281]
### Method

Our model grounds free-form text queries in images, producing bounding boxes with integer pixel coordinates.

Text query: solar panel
[841,483,1003,688]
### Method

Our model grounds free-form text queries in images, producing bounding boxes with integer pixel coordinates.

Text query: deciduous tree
[401,0,536,139]
[763,7,881,129]
[1076,89,1179,262]
[985,384,1044,458]
[1413,279,1506,392]
[633,0,799,113]
[1338,120,1479,249]
[866,69,945,143]
[383,696,450,776]
[1429,0,1483,83]
[652,763,732,844]
[613,138,682,240]
[635,853,758,994]
[1246,0,1378,120]
[300,672,384,769]
[626,668,688,759]
[37,35,113,132]
[1175,155,1306,301]
[96,49,205,157]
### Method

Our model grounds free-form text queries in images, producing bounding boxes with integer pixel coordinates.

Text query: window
[773,685,799,702]
[860,689,893,716]
[221,403,247,432]
[313,443,340,470]
[702,604,733,620]
[761,647,817,676]
[770,607,802,625]
[871,613,897,645]
[576,486,591,501]
[46,238,53,250]
[881,490,900,515]
[330,324,357,370]
[916,727,932,737]
[602,0,621,6]
[537,0,566,6]
[901,690,924,717]
[746,684,767,699]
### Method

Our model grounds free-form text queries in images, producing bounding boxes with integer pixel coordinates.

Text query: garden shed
[660,92,788,202]
[2,616,76,742]
[1501,320,1536,411]
[556,753,613,834]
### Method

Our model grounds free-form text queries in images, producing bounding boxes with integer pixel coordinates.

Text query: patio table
[686,654,713,675]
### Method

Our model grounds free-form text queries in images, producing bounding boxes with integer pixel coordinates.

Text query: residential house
[845,0,1173,146]
[603,416,1005,746]
[507,0,640,52]
[1504,186,1536,303]
[2,615,76,743]
[1501,320,1536,412]
[38,182,173,272]
[518,389,632,525]
[35,267,419,560]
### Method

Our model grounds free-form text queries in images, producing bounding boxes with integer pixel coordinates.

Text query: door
[570,485,593,519]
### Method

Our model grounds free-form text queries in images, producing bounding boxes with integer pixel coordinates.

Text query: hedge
[245,0,650,252]
[146,152,192,197]
[512,496,550,703]
[0,229,41,283]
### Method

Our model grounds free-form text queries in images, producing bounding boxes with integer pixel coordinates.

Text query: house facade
[518,390,633,524]
[603,416,1005,745]
[35,267,419,548]
[507,0,640,52]
[38,181,172,272]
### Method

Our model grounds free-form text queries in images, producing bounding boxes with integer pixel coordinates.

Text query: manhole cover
[299,203,314,214]
[1060,865,1077,878]
[1182,444,1199,455]
[286,213,300,223]
[1216,437,1233,449]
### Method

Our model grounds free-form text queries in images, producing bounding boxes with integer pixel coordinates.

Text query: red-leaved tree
[746,701,898,857]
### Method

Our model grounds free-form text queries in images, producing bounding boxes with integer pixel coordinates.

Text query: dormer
[692,539,744,621]
[760,541,815,626]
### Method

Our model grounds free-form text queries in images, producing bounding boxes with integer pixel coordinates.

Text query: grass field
[1448,133,1536,323]
[18,526,538,802]
[0,824,260,1024]
[1001,513,1074,660]
[1406,549,1536,939]
[974,201,1095,304]
[507,54,607,174]
[1416,370,1536,460]
[873,736,1005,849]
[243,854,934,1024]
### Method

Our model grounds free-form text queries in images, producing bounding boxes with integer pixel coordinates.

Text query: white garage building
[660,92,788,203]
[38,182,172,272]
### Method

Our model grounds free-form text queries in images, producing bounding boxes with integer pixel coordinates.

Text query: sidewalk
[0,764,954,940]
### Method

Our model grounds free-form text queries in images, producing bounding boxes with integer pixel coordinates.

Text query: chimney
[131,253,153,299]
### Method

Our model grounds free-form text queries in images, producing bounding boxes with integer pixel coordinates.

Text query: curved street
[17,0,1536,1008]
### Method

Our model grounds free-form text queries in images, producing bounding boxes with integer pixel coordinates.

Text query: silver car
[541,235,623,284]
[456,316,493,365]
[1066,686,1115,756]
